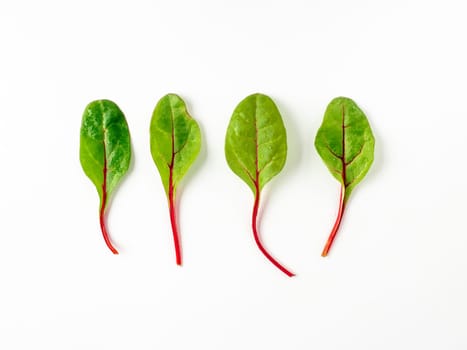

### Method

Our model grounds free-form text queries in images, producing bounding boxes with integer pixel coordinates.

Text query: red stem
[321,185,345,257]
[99,151,119,255]
[168,180,182,266]
[252,181,295,277]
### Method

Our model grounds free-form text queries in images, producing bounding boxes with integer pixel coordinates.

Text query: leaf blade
[150,94,201,197]
[315,97,375,202]
[80,99,131,207]
[225,93,287,193]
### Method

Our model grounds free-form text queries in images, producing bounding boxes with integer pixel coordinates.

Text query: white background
[1,0,466,349]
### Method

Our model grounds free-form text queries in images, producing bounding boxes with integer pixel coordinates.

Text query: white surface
[1,0,466,349]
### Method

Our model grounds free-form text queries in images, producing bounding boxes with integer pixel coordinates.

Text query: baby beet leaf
[80,100,131,254]
[315,97,375,257]
[225,93,294,277]
[150,94,201,266]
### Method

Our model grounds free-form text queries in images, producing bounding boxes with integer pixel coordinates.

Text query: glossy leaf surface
[80,99,131,254]
[315,97,375,256]
[225,93,293,277]
[150,94,201,265]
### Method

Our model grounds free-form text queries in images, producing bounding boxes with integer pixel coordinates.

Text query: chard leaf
[150,94,201,266]
[225,93,294,277]
[315,97,375,256]
[80,99,131,254]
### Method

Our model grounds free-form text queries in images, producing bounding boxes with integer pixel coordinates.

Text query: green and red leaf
[80,99,131,254]
[315,97,375,256]
[150,94,201,265]
[225,93,294,277]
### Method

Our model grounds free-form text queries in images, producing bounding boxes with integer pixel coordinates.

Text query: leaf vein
[258,153,286,174]
[324,144,343,160]
[230,148,256,183]
[345,143,365,166]
[258,135,283,147]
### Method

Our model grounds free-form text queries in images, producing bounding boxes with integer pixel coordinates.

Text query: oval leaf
[80,99,131,254]
[314,97,375,256]
[150,94,201,265]
[225,93,293,277]
[225,93,287,194]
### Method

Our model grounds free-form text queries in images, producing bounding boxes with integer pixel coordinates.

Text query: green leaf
[314,96,375,256]
[150,94,201,265]
[225,93,287,194]
[225,93,294,277]
[80,99,131,254]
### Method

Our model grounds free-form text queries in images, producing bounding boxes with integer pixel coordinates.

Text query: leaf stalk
[99,199,119,255]
[321,185,346,257]
[168,186,182,266]
[252,183,295,277]
[99,147,118,255]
